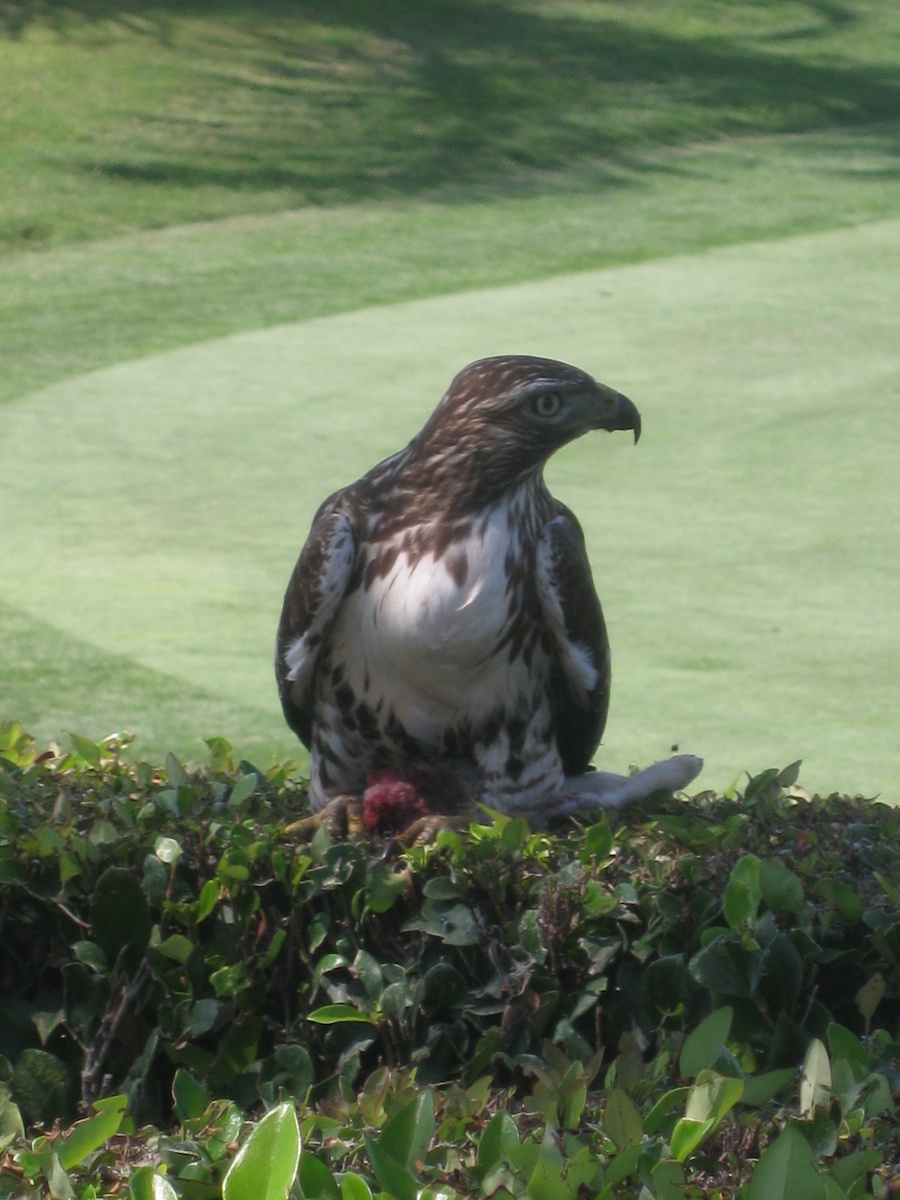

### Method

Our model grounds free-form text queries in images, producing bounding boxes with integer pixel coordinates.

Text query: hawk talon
[285,792,469,850]
[383,812,471,853]
[284,794,364,841]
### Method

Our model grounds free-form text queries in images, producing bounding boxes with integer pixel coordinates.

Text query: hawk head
[410,356,641,505]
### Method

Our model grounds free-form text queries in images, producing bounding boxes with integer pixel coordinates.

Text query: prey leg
[560,754,703,815]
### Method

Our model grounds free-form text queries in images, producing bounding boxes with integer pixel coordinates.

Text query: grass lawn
[1,1,898,798]
[3,0,898,251]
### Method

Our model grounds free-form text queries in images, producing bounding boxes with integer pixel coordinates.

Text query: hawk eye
[533,392,562,418]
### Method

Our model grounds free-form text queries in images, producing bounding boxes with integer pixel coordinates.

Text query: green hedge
[0,721,897,1197]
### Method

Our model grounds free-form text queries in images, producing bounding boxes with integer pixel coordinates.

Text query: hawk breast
[325,497,549,750]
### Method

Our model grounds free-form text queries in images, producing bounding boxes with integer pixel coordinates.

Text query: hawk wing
[536,505,610,775]
[275,501,356,748]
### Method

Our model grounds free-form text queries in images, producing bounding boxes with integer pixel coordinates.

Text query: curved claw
[285,794,365,840]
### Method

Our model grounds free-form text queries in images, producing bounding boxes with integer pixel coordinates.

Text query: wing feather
[275,506,356,747]
[536,506,610,774]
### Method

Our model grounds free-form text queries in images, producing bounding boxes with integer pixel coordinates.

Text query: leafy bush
[0,720,897,1197]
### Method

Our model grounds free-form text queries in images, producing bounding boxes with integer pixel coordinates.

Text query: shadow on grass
[4,0,900,205]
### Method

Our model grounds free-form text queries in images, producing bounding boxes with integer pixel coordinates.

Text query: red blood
[362,768,430,834]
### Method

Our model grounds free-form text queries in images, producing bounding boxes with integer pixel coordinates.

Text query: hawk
[276,355,701,827]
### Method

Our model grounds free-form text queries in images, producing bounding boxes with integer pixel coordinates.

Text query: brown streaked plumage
[275,355,702,822]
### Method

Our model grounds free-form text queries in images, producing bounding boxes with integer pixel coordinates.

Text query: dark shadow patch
[14,0,895,209]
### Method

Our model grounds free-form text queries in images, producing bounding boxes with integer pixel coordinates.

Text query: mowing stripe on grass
[3,219,898,796]
[3,126,899,411]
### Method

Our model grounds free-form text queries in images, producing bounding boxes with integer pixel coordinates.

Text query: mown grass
[2,127,900,410]
[1,1,899,793]
[2,0,898,250]
[2,0,898,407]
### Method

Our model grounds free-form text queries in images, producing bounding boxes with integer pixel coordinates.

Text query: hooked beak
[595,385,641,444]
